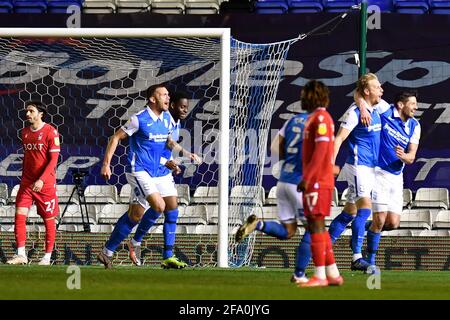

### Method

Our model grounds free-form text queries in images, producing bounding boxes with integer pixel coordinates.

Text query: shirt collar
[393,106,411,126]
[147,106,165,122]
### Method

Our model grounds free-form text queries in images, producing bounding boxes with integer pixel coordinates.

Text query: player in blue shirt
[356,91,421,273]
[128,91,201,268]
[235,112,311,284]
[328,73,383,271]
[97,84,175,268]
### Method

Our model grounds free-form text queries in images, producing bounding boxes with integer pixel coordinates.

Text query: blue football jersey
[377,103,421,175]
[279,113,308,185]
[341,104,382,167]
[157,115,181,177]
[121,107,173,177]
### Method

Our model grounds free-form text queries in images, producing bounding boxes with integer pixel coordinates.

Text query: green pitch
[0,265,449,300]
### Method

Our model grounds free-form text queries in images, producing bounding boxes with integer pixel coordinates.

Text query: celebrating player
[128,91,201,268]
[327,73,382,272]
[356,91,421,273]
[7,101,61,266]
[234,110,311,284]
[297,80,343,287]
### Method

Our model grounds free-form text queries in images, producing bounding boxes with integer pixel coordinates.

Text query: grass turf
[0,265,449,300]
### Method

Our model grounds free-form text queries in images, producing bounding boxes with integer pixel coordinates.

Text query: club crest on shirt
[54,137,60,146]
[318,123,327,135]
[37,132,43,140]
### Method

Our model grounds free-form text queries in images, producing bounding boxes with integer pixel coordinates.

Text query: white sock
[43,253,52,260]
[17,247,26,257]
[326,264,340,278]
[353,253,362,261]
[103,247,114,257]
[131,238,141,247]
[314,266,326,280]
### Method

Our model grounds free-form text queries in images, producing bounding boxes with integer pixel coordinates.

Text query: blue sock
[295,231,311,277]
[260,221,288,240]
[366,230,381,265]
[328,211,354,244]
[133,208,161,243]
[105,212,137,253]
[163,208,179,260]
[351,208,372,254]
[365,220,372,232]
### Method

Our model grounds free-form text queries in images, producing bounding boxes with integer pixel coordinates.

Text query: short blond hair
[356,73,378,96]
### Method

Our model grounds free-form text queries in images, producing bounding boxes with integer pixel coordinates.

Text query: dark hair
[146,83,167,100]
[394,91,418,106]
[25,100,47,115]
[170,91,189,105]
[301,80,330,112]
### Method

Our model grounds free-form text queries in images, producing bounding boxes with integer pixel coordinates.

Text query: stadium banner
[0,13,449,194]
[0,232,449,271]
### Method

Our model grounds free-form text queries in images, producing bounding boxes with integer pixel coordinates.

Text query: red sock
[44,218,56,253]
[324,232,336,266]
[15,214,27,248]
[310,232,327,267]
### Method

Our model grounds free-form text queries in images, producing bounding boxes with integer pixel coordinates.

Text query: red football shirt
[21,123,60,186]
[302,107,335,190]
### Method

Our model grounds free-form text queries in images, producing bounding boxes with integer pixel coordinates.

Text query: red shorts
[16,184,59,219]
[303,188,332,220]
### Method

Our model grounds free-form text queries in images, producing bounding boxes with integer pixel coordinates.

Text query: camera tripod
[57,183,91,232]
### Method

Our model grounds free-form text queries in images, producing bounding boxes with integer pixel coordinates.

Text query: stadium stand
[185,0,220,14]
[8,184,19,205]
[412,187,449,210]
[332,187,339,207]
[324,0,358,12]
[393,0,429,13]
[429,0,450,14]
[178,205,208,224]
[97,203,128,224]
[0,205,14,224]
[254,0,290,13]
[13,0,47,13]
[47,0,83,14]
[83,0,117,13]
[119,183,131,203]
[400,209,433,229]
[288,0,324,13]
[175,184,191,206]
[0,0,13,13]
[219,0,254,12]
[56,184,78,204]
[403,188,413,208]
[0,183,8,206]
[84,185,118,204]
[192,186,214,203]
[433,210,450,229]
[58,204,98,224]
[116,0,150,13]
[150,0,186,13]
[265,186,277,205]
[206,204,244,224]
[230,185,266,205]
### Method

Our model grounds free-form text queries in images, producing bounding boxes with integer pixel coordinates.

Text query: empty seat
[400,209,432,229]
[207,205,245,225]
[433,210,450,229]
[403,188,413,208]
[230,185,265,205]
[84,185,118,204]
[0,183,8,205]
[261,206,278,220]
[0,205,15,224]
[97,204,129,224]
[27,206,41,223]
[14,0,47,13]
[47,0,82,13]
[324,0,358,12]
[194,224,218,234]
[0,1,13,13]
[254,0,289,13]
[429,0,450,13]
[178,205,207,224]
[185,0,220,14]
[116,0,150,13]
[394,0,429,13]
[58,204,98,224]
[265,186,277,205]
[8,184,20,204]
[150,0,185,14]
[89,224,114,233]
[119,184,131,203]
[381,229,414,236]
[56,184,78,204]
[219,0,254,13]
[366,0,394,12]
[412,187,449,209]
[176,184,191,206]
[192,186,217,204]
[83,0,116,13]
[339,187,348,206]
[418,229,450,237]
[288,0,323,12]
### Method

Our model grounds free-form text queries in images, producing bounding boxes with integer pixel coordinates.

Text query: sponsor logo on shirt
[148,133,169,142]
[318,123,327,135]
[383,123,409,145]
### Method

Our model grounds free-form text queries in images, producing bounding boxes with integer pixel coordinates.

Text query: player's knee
[285,223,297,239]
[384,222,399,231]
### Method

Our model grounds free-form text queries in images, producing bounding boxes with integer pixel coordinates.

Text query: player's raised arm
[101,128,128,180]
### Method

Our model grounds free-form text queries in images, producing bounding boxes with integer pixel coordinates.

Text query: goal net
[0,28,296,267]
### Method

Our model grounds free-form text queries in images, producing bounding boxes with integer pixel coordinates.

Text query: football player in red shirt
[7,101,60,266]
[297,80,344,287]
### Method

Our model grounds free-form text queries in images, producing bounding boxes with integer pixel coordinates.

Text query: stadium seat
[192,186,216,203]
[254,0,289,13]
[230,185,265,205]
[26,205,40,223]
[83,0,116,13]
[393,0,429,13]
[219,0,254,13]
[176,184,191,206]
[119,183,131,203]
[265,186,277,205]
[0,1,13,13]
[403,188,413,208]
[116,0,150,13]
[288,0,324,13]
[97,204,129,224]
[433,210,450,229]
[58,224,79,232]
[332,187,339,207]
[0,205,15,224]
[56,184,78,204]
[8,184,20,204]
[194,224,218,234]
[261,206,278,220]
[13,0,47,13]
[206,205,244,224]
[84,185,119,204]
[0,183,8,206]
[381,229,414,236]
[400,209,432,229]
[339,187,348,206]
[418,229,450,236]
[89,224,114,233]
[58,204,98,224]
[429,0,450,14]
[47,0,83,14]
[366,0,394,12]
[185,0,220,14]
[150,0,185,14]
[324,0,358,12]
[178,205,207,224]
[412,187,449,210]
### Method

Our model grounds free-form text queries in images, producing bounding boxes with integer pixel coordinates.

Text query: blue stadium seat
[393,0,429,13]
[366,0,394,12]
[219,0,254,13]
[254,0,289,13]
[0,0,13,13]
[47,0,83,14]
[429,0,450,14]
[288,0,324,12]
[324,0,358,12]
[13,0,47,13]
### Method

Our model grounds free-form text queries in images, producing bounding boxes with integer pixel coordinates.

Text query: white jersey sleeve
[121,115,139,136]
[410,122,421,145]
[340,106,359,131]
[279,119,289,138]
[375,99,391,114]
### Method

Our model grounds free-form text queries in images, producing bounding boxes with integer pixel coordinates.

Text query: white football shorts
[341,163,376,203]
[276,181,304,224]
[372,167,403,214]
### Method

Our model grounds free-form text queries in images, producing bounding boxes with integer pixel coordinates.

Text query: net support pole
[218,28,231,268]
[359,1,368,77]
